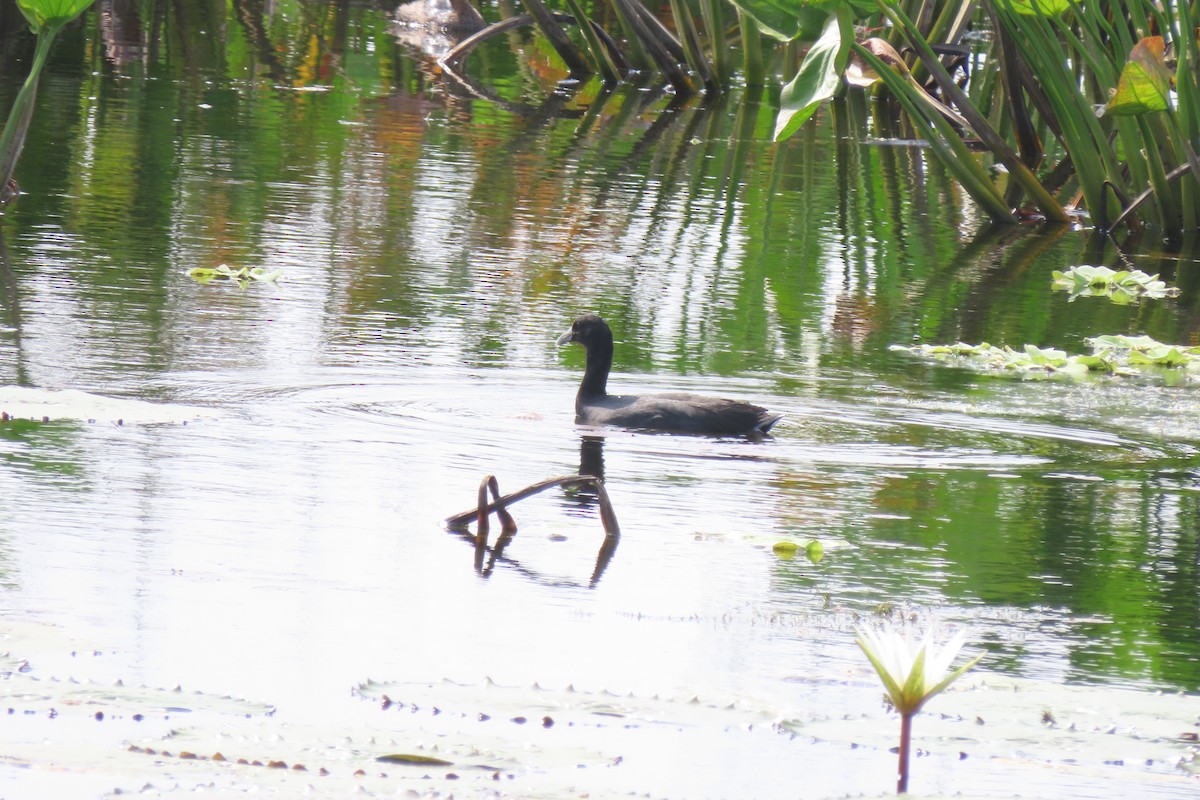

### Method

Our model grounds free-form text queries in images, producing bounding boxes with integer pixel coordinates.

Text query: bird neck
[578,340,612,399]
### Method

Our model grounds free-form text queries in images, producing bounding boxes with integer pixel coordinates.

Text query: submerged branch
[446,474,621,539]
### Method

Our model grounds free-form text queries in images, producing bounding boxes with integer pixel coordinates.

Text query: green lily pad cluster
[1051,265,1179,303]
[892,334,1200,379]
[186,264,283,287]
[1087,334,1200,369]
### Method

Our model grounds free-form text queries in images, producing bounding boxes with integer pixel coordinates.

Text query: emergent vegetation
[452,0,1200,234]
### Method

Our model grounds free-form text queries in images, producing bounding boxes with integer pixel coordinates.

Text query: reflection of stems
[0,26,59,205]
[232,0,288,83]
[897,711,912,794]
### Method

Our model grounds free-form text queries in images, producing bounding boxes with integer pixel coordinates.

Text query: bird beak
[556,328,575,346]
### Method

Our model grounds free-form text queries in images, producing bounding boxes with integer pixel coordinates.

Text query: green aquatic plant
[756,0,1200,232]
[0,0,96,207]
[894,342,1103,376]
[772,539,824,563]
[857,624,981,794]
[186,264,283,287]
[1086,335,1200,369]
[895,335,1200,379]
[1051,265,1180,303]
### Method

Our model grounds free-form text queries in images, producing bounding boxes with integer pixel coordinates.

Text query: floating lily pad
[1051,265,1179,303]
[376,753,455,766]
[892,335,1200,382]
[186,263,283,286]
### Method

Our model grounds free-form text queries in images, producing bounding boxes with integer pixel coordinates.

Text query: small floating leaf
[247,267,283,283]
[805,540,824,564]
[377,753,454,766]
[772,541,799,558]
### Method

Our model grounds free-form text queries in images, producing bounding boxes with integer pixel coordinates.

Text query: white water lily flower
[857,624,981,716]
[858,624,982,794]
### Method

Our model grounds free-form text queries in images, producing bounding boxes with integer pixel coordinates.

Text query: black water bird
[556,314,782,436]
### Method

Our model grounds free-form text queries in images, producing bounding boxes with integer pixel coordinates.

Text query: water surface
[2,5,1200,797]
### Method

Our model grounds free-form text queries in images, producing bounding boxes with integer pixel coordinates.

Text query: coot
[557,314,782,436]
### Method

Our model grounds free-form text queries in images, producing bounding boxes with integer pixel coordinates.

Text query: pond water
[2,4,1200,798]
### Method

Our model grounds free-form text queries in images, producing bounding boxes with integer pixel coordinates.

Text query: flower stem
[0,24,61,201]
[897,711,913,794]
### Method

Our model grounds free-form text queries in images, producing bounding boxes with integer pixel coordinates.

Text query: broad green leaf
[773,11,851,141]
[1106,37,1171,116]
[1023,345,1067,366]
[726,0,873,41]
[16,0,94,32]
[1000,0,1071,15]
[1130,346,1192,367]
[1105,62,1169,116]
[1073,355,1115,372]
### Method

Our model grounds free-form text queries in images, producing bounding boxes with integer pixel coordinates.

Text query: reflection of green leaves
[187,264,283,287]
[16,0,95,32]
[895,335,1200,380]
[1051,264,1179,303]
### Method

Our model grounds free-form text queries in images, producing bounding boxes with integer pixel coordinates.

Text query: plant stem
[897,711,913,794]
[739,10,764,88]
[0,25,61,201]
